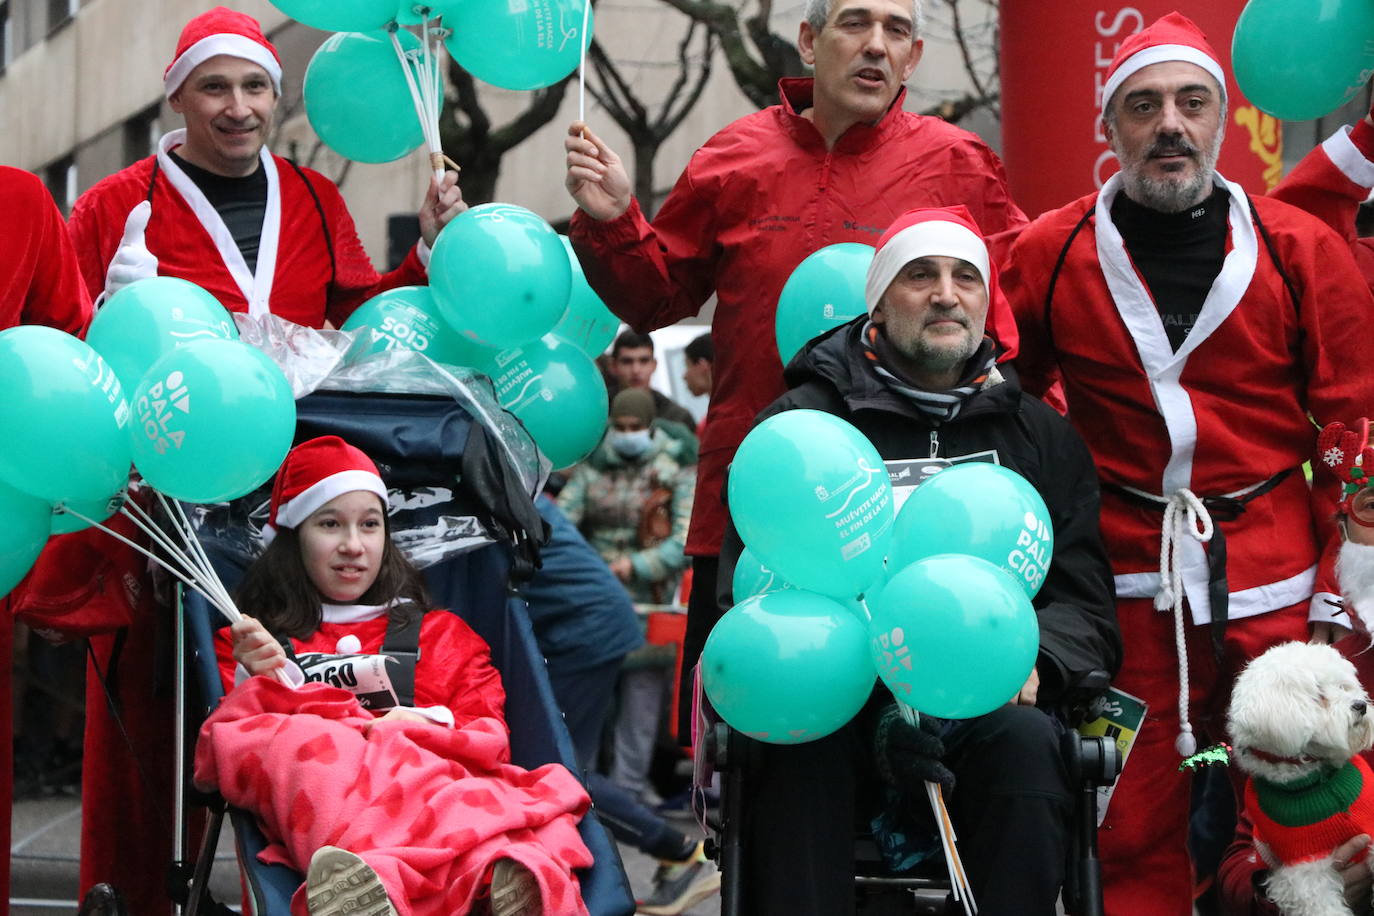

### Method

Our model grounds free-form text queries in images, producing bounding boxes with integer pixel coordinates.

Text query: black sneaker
[636,843,721,915]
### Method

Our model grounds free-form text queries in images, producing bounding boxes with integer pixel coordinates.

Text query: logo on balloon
[372,313,435,353]
[872,626,912,697]
[73,355,130,426]
[1006,512,1051,594]
[136,370,191,455]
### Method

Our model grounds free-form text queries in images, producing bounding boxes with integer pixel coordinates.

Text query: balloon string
[59,502,234,622]
[67,500,294,687]
[154,492,239,616]
[117,498,239,624]
[389,26,444,183]
[578,0,591,124]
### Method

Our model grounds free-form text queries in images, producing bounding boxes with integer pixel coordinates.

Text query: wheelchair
[700,671,1123,916]
[159,388,637,915]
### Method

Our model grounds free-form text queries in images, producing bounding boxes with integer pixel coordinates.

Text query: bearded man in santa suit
[0,167,90,916]
[999,12,1374,915]
[68,5,464,326]
[49,9,462,913]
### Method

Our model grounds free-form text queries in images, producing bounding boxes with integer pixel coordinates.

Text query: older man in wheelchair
[710,207,1122,916]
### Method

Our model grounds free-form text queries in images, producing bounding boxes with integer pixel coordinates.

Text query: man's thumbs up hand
[102,201,158,303]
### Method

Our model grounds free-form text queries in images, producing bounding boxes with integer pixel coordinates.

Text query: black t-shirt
[1111,185,1229,351]
[168,150,267,273]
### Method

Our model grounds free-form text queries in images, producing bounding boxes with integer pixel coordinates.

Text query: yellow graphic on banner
[1234,105,1284,191]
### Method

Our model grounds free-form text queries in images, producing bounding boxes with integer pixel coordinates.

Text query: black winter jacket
[719,319,1122,704]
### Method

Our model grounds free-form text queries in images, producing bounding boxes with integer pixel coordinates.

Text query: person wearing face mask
[558,389,697,815]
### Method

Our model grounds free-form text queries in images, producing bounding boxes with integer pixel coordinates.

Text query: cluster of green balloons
[289,0,592,163]
[343,205,619,471]
[0,279,298,599]
[774,243,873,365]
[1233,0,1374,120]
[703,417,1053,743]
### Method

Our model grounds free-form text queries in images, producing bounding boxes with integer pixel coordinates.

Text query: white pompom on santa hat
[1100,11,1226,113]
[164,5,283,98]
[263,436,389,545]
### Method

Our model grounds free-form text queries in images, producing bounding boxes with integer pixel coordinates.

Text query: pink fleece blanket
[194,677,593,916]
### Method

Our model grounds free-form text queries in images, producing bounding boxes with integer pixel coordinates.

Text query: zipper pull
[929,429,940,459]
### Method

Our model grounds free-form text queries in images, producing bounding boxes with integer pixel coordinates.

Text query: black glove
[873,703,956,797]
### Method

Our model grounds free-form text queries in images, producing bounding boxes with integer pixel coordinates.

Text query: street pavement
[11,794,721,915]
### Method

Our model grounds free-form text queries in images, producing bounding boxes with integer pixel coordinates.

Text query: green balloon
[890,463,1054,599]
[702,590,876,745]
[342,286,496,369]
[551,236,619,357]
[446,0,592,91]
[484,335,608,469]
[732,546,793,602]
[728,409,894,601]
[1233,0,1374,120]
[0,326,132,503]
[870,555,1039,719]
[430,204,572,349]
[269,0,398,31]
[129,340,297,503]
[775,243,873,365]
[51,488,128,536]
[0,478,53,599]
[87,276,238,391]
[304,30,427,164]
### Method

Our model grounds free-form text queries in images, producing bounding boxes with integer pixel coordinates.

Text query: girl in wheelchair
[194,435,593,916]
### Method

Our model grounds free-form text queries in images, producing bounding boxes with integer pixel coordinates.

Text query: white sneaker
[490,857,543,916]
[306,846,396,916]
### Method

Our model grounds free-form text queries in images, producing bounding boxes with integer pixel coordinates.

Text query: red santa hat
[1101,11,1226,112]
[164,6,283,98]
[1318,419,1374,517]
[263,436,389,545]
[864,206,1017,356]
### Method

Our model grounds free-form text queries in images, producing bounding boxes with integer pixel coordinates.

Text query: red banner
[1000,2,1283,218]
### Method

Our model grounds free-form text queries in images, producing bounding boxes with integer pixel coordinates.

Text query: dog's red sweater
[1246,755,1374,865]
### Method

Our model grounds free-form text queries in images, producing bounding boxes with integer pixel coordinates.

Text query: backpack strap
[379,612,423,709]
[283,158,338,290]
[1042,205,1097,357]
[1247,196,1301,317]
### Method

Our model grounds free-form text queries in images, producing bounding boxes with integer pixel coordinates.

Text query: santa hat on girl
[1318,419,1374,517]
[864,205,1018,358]
[1101,11,1226,112]
[164,6,283,98]
[263,436,389,545]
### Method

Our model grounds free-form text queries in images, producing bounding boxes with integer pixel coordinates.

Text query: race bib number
[296,652,401,712]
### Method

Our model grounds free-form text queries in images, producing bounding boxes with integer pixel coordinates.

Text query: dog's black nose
[1355,701,1368,716]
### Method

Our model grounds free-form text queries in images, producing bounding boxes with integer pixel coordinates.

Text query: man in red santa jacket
[45,9,464,913]
[561,0,1027,734]
[68,5,463,327]
[0,166,90,916]
[1000,12,1374,915]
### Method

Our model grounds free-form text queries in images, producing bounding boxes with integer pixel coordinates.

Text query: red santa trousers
[1098,597,1308,915]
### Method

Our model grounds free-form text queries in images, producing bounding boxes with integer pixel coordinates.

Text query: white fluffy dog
[1228,641,1374,915]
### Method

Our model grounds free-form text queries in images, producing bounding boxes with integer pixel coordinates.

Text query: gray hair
[804,0,923,37]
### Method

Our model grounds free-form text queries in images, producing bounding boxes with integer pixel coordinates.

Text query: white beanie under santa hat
[164,6,283,98]
[1101,11,1226,113]
[263,436,389,545]
[863,205,1018,357]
